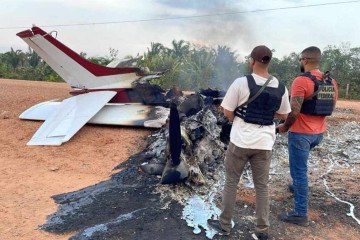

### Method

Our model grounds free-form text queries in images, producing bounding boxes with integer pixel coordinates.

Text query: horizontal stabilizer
[20,100,61,120]
[20,101,169,128]
[27,91,116,146]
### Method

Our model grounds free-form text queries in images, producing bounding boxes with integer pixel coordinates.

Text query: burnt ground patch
[39,152,209,240]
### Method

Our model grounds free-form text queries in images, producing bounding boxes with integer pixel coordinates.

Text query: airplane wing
[27,91,116,146]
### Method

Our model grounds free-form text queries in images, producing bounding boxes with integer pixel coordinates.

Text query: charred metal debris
[138,86,229,186]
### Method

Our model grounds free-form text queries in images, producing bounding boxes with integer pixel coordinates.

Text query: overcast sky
[1,0,359,61]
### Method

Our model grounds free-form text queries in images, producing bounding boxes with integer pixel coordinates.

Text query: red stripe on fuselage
[18,26,141,77]
[69,88,142,103]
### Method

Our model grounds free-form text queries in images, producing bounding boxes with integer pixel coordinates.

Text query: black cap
[250,45,272,63]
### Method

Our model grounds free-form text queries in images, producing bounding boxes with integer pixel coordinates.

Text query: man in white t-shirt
[208,45,291,240]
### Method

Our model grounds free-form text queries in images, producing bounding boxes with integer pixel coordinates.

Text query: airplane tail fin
[16,26,141,90]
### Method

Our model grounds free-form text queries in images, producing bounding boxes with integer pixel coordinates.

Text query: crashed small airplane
[16,26,229,186]
[17,26,170,146]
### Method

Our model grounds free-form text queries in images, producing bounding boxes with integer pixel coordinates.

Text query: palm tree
[171,40,190,58]
[146,42,165,58]
[5,48,24,71]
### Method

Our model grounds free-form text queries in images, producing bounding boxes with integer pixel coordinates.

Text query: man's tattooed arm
[276,96,304,133]
[284,96,304,128]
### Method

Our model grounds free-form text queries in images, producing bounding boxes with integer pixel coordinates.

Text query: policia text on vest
[317,85,335,100]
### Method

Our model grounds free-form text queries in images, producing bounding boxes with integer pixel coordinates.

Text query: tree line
[1,42,359,99]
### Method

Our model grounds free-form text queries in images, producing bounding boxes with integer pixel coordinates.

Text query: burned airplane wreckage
[137,85,230,185]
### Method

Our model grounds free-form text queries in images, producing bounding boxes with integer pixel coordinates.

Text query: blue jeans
[288,132,323,216]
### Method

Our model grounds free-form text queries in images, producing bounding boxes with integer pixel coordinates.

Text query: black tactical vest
[235,75,285,126]
[300,71,335,116]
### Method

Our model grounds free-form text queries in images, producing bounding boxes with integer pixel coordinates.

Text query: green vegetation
[1,42,359,99]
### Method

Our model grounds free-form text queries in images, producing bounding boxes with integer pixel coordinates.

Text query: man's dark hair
[301,46,321,63]
[301,46,321,64]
